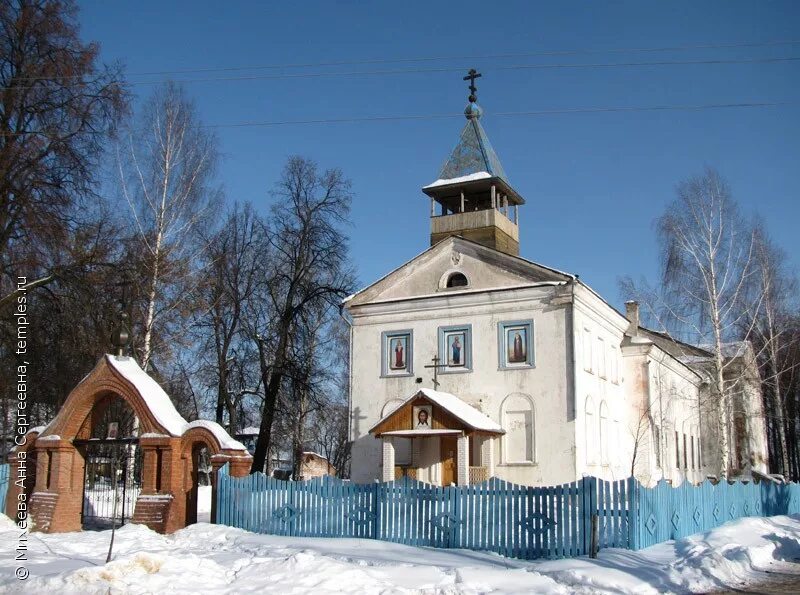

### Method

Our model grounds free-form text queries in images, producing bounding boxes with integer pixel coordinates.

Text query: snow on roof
[698,341,750,359]
[107,355,188,436]
[301,451,329,461]
[418,388,503,432]
[107,356,249,452]
[422,171,492,189]
[184,419,249,451]
[238,426,260,436]
[678,355,712,365]
[371,388,503,434]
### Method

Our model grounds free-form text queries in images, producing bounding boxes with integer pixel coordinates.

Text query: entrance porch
[369,388,504,486]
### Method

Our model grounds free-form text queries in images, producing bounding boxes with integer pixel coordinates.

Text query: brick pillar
[132,436,178,534]
[228,455,252,478]
[457,434,469,486]
[481,435,496,478]
[29,440,82,533]
[381,438,395,482]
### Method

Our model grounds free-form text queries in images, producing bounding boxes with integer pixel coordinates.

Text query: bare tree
[629,400,655,480]
[0,0,127,309]
[312,402,351,478]
[195,203,266,434]
[652,167,759,475]
[748,220,799,476]
[118,82,219,371]
[249,156,355,474]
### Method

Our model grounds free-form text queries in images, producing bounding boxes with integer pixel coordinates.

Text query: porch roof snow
[370,388,503,434]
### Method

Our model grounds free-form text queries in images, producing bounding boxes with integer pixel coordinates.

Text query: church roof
[370,388,504,435]
[431,113,509,185]
[342,236,574,308]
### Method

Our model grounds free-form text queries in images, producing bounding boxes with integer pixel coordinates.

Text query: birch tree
[118,82,219,371]
[748,221,798,477]
[654,167,759,476]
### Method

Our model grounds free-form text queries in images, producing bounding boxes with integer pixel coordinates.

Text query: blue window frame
[498,320,535,369]
[381,329,413,377]
[437,324,472,373]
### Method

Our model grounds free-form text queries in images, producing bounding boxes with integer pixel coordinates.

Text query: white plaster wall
[621,346,705,486]
[349,284,576,486]
[572,285,631,482]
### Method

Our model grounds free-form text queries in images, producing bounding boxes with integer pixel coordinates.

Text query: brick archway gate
[5,355,252,534]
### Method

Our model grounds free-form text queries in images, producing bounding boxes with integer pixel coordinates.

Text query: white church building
[344,76,768,488]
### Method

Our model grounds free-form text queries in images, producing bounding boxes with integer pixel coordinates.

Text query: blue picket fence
[0,464,8,512]
[215,465,800,560]
[631,478,800,549]
[217,465,632,560]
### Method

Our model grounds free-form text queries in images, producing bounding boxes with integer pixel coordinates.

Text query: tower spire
[421,69,525,256]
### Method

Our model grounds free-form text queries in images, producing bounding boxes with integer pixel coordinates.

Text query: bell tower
[422,69,524,256]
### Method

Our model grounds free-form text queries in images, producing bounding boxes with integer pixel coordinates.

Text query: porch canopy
[369,388,503,485]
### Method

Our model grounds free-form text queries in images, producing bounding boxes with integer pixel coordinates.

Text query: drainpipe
[338,304,354,443]
[569,279,579,478]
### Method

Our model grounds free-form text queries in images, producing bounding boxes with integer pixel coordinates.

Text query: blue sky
[79,1,799,306]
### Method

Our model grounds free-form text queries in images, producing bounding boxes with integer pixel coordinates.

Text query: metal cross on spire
[463,68,482,103]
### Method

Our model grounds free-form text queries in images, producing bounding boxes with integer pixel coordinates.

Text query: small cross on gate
[423,355,448,390]
[463,68,482,102]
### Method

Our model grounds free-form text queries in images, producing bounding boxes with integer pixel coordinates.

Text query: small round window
[446,272,469,288]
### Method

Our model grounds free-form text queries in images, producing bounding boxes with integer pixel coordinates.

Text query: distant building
[235,426,260,455]
[299,452,336,479]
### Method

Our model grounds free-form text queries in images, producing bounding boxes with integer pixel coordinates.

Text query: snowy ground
[0,514,798,594]
[197,485,211,523]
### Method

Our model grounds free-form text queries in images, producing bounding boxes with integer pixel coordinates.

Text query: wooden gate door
[441,436,456,486]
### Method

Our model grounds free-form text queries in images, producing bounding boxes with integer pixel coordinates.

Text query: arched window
[500,393,535,463]
[599,401,610,464]
[446,272,468,288]
[585,396,595,464]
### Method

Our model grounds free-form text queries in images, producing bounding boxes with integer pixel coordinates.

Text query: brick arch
[179,424,245,527]
[42,357,181,441]
[180,426,225,457]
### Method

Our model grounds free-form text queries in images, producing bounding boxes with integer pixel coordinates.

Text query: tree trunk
[251,318,291,474]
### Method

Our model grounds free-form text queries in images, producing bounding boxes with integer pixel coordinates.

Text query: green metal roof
[436,103,509,183]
